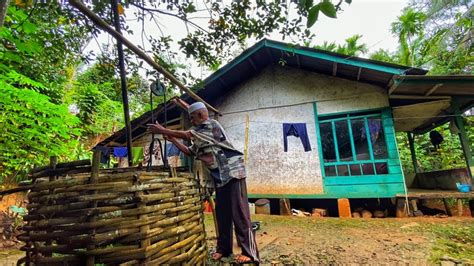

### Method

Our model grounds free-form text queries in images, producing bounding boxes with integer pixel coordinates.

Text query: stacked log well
[7,160,207,265]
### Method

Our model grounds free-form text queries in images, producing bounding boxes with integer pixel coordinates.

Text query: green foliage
[2,3,90,102]
[0,4,83,184]
[397,117,474,174]
[122,0,350,68]
[369,49,398,63]
[385,2,472,73]
[312,34,368,56]
[390,7,426,66]
[307,5,320,27]
[0,73,81,184]
[306,0,340,27]
[319,1,337,18]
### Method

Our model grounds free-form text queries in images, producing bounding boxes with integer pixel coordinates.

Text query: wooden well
[14,157,207,265]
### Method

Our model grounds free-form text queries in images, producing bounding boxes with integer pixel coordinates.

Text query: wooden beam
[389,95,451,100]
[68,0,219,114]
[248,58,257,71]
[332,62,337,76]
[388,79,400,95]
[104,101,177,145]
[424,83,443,96]
[356,67,362,81]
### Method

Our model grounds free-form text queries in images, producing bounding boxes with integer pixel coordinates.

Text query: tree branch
[129,2,209,34]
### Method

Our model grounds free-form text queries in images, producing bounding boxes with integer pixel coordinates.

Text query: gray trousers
[215,178,260,262]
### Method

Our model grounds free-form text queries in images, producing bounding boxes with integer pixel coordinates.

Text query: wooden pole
[452,99,472,178]
[67,0,220,115]
[208,196,219,239]
[44,156,57,257]
[111,0,133,166]
[457,198,463,217]
[443,198,453,217]
[407,132,419,173]
[86,150,101,266]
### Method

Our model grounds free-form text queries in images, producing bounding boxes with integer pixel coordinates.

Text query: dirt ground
[204,214,474,265]
[0,214,472,265]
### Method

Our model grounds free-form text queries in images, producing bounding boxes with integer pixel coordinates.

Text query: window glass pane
[349,164,362,176]
[367,118,388,159]
[320,122,336,163]
[335,120,352,161]
[362,163,375,175]
[325,166,337,176]
[351,119,370,160]
[375,163,388,175]
[337,165,350,176]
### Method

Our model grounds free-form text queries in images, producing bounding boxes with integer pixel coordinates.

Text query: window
[319,112,389,177]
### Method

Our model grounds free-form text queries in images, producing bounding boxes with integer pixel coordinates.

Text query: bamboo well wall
[14,158,208,265]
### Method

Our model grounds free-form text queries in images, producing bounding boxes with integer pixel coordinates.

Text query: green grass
[428,223,474,263]
[205,214,474,263]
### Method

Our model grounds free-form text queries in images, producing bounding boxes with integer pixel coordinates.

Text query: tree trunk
[0,0,10,28]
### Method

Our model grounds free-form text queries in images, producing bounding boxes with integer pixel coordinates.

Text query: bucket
[456,183,471,193]
[249,203,255,215]
[255,199,270,215]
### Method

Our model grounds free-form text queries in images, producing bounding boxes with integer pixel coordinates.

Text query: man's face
[189,109,207,126]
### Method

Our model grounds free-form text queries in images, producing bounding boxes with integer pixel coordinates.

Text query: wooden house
[97,39,474,200]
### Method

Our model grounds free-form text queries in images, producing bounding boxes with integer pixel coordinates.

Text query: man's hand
[147,122,166,134]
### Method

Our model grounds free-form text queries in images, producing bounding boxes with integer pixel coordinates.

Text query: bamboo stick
[150,233,199,260]
[86,150,100,266]
[31,166,92,179]
[30,159,90,173]
[79,244,140,256]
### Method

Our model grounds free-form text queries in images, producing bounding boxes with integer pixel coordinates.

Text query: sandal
[235,254,254,264]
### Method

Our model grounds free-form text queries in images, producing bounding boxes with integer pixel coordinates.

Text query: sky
[87,0,410,76]
[305,0,409,53]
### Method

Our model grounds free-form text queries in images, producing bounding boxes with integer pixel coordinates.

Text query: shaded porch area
[389,75,474,217]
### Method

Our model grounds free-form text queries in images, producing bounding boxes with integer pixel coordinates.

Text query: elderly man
[147,102,259,264]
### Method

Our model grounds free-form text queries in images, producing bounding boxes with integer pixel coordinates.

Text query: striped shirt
[189,119,246,187]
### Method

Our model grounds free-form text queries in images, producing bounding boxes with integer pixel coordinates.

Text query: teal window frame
[318,111,389,177]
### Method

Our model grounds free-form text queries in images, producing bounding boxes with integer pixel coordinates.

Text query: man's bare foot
[211,252,224,261]
[235,254,253,263]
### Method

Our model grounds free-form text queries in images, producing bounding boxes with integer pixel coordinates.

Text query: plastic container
[255,199,270,215]
[456,183,471,193]
[248,203,255,215]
